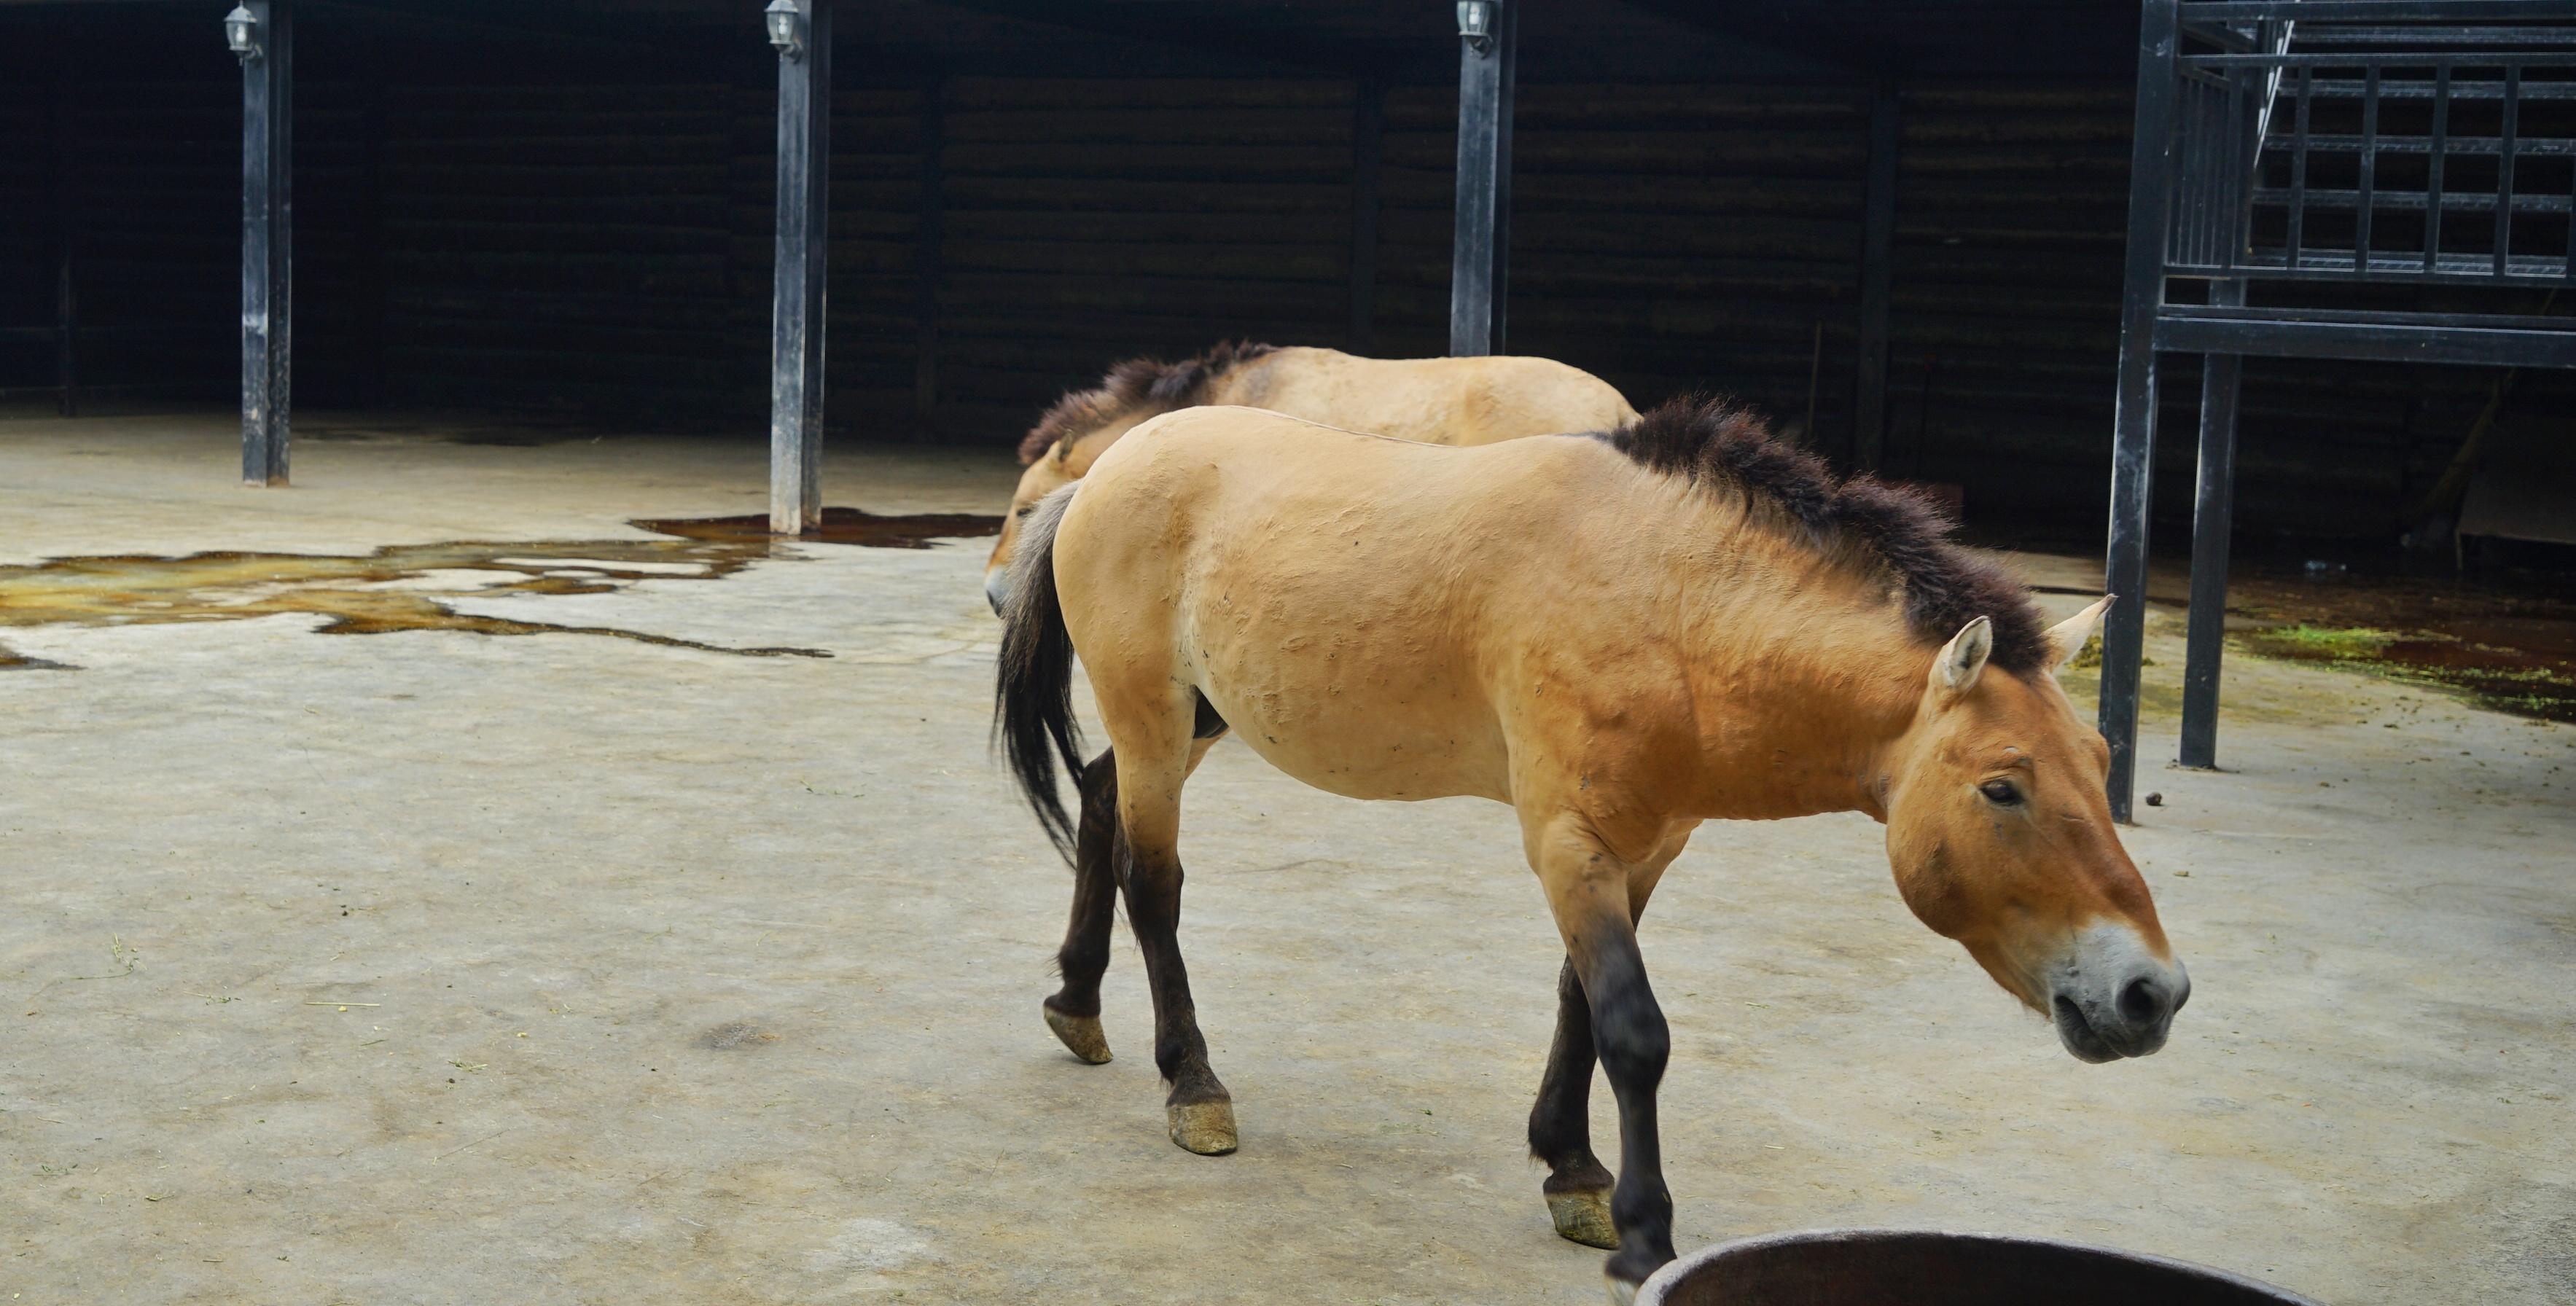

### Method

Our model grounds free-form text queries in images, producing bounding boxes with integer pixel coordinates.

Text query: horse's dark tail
[994,485,1085,864]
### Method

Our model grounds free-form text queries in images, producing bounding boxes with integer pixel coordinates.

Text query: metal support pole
[2180,54,2267,771]
[1854,82,1899,471]
[913,71,942,424]
[2101,0,2181,822]
[1492,4,1514,353]
[769,0,832,533]
[1448,0,1514,357]
[2178,285,2242,771]
[239,0,293,487]
[1348,77,1385,355]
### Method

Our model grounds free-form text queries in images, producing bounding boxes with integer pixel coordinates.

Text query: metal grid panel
[2170,6,2576,286]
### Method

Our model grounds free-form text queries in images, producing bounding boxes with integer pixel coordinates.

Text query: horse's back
[1232,348,1633,447]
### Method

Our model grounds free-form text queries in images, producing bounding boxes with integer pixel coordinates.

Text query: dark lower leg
[1531,955,1617,1247]
[1581,936,1675,1289]
[1042,751,1120,1063]
[1116,831,1234,1154]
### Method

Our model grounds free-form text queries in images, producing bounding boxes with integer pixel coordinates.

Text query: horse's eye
[1015,505,1036,519]
[1979,778,2023,806]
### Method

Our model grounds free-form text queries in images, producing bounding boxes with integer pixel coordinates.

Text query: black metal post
[1492,3,1514,353]
[1854,82,1899,470]
[2181,55,2265,773]
[239,0,292,487]
[1349,77,1385,355]
[2179,281,2242,771]
[1448,0,1515,357]
[769,0,832,533]
[914,71,942,425]
[2101,0,2181,822]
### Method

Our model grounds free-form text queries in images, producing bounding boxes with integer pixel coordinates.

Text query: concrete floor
[2,412,2569,1305]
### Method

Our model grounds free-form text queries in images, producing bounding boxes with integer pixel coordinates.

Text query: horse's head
[986,453,1077,614]
[1880,597,2187,1063]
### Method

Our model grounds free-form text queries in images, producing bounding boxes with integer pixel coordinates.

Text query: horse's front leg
[1531,955,1618,1248]
[1531,826,1692,1254]
[1531,818,1679,1301]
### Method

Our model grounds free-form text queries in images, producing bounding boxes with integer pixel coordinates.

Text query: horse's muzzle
[984,571,1011,617]
[2048,927,2189,1063]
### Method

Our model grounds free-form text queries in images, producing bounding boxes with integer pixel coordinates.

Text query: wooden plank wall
[1886,82,2134,526]
[372,82,741,419]
[1380,83,1872,446]
[930,77,1358,437]
[29,71,239,405]
[0,18,379,412]
[0,63,55,399]
[1,0,2548,544]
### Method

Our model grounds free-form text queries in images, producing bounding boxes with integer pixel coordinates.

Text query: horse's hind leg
[1042,749,1120,1065]
[1103,687,1235,1156]
[1044,700,1230,1067]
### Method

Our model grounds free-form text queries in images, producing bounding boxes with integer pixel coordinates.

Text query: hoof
[1604,1247,1668,1305]
[1043,1004,1112,1065]
[1166,1099,1238,1155]
[1547,1186,1619,1250]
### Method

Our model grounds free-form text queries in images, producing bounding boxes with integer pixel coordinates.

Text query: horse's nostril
[2118,977,2166,1025]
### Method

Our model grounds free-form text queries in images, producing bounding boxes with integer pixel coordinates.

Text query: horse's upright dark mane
[1597,396,2050,674]
[1018,340,1281,465]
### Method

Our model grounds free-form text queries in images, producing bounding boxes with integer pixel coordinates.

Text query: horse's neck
[1062,420,1140,477]
[1666,549,1924,822]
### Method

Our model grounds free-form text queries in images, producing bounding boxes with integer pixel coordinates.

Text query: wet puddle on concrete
[0,509,1000,668]
[2225,565,2576,723]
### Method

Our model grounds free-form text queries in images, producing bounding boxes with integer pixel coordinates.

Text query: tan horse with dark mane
[983,341,1635,611]
[994,399,2185,1300]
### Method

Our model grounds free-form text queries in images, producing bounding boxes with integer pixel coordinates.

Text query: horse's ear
[1930,617,1993,695]
[2042,595,2115,673]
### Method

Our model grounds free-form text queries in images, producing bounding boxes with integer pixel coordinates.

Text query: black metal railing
[2097,0,2576,821]
[2168,9,2576,286]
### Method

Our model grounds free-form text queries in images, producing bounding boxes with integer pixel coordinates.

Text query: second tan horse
[983,342,1636,611]
[995,399,2186,1300]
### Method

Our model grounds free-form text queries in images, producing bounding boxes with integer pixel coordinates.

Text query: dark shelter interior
[2,0,2570,548]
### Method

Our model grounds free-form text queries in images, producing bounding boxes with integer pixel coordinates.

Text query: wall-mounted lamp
[765,0,805,60]
[224,4,261,63]
[1456,1,1496,52]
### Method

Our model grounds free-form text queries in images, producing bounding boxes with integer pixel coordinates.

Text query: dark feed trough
[1636,1231,2319,1306]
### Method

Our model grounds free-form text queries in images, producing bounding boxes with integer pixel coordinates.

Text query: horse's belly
[1191,636,1510,804]
[1214,697,1507,802]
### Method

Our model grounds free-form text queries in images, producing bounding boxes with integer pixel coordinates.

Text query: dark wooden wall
[0,28,239,409]
[4,1,2556,543]
[929,77,1359,435]
[0,62,58,399]
[1378,82,1873,447]
[372,81,744,417]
